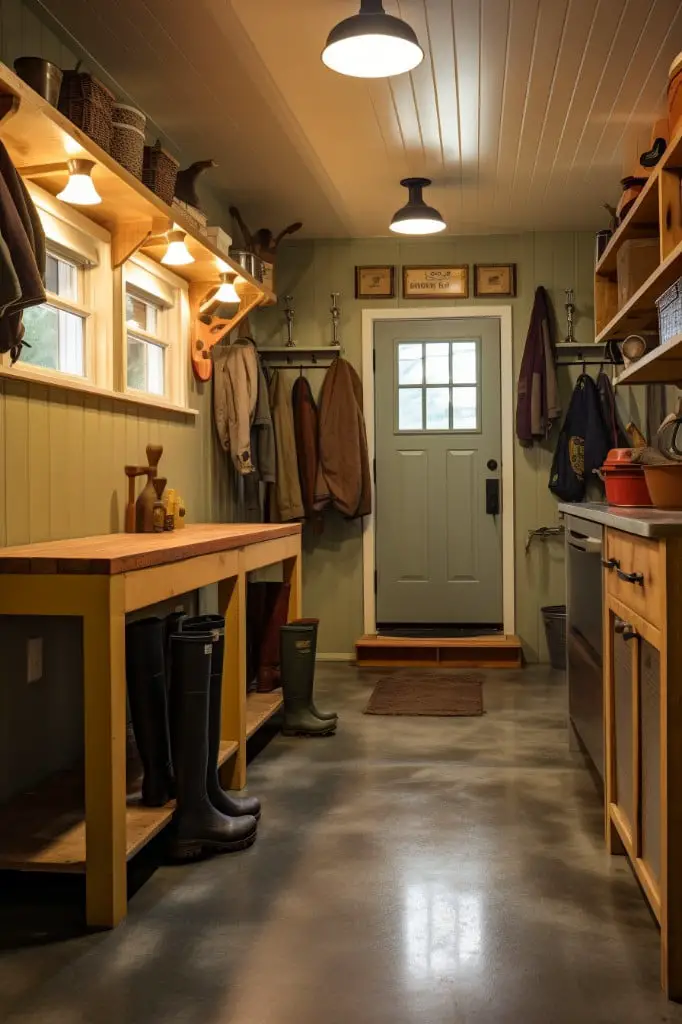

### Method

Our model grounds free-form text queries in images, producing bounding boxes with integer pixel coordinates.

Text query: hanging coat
[516,286,561,446]
[213,339,259,474]
[269,370,304,522]
[596,370,629,449]
[549,373,611,502]
[292,375,320,521]
[315,357,371,519]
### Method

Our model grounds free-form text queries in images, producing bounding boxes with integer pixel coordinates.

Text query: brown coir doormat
[364,672,484,717]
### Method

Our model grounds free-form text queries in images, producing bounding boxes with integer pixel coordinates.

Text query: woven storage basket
[111,122,144,178]
[58,70,114,152]
[112,102,146,133]
[142,140,179,205]
[655,277,682,345]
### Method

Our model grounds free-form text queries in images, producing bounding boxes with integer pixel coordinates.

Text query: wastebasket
[542,605,566,670]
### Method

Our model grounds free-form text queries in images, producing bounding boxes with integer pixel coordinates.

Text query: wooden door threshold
[355,633,523,669]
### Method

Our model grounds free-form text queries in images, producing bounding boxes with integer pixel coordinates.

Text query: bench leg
[219,573,247,790]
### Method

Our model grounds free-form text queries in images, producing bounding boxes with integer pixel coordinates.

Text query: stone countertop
[558,502,682,538]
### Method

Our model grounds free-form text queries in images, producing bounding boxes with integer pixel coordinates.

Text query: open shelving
[594,119,682,354]
[246,691,283,739]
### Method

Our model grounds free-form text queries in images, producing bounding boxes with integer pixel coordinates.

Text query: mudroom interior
[1,1,682,1020]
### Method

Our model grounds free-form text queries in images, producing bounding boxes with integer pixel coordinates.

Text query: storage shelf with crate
[594,111,682,387]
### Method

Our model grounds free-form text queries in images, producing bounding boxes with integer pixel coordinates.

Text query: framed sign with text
[402,265,469,300]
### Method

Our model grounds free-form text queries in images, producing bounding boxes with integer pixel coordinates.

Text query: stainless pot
[14,57,63,107]
[230,249,263,282]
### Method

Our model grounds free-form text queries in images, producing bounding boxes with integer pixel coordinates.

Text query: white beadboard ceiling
[37,0,682,237]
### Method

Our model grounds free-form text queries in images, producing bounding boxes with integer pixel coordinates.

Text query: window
[122,255,189,407]
[126,291,165,396]
[397,341,479,432]
[21,252,87,377]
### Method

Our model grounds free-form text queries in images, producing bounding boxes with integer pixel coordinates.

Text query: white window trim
[120,253,190,410]
[0,182,195,417]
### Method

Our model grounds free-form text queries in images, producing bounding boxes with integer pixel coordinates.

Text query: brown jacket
[292,375,319,520]
[516,286,561,446]
[315,358,371,519]
[269,370,304,522]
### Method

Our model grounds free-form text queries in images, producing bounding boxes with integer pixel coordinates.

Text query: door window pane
[22,304,85,376]
[425,342,450,384]
[451,342,477,384]
[426,388,449,429]
[399,387,423,430]
[452,386,478,430]
[398,343,423,385]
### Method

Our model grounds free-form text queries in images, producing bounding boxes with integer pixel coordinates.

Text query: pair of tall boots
[125,614,260,860]
[280,619,338,737]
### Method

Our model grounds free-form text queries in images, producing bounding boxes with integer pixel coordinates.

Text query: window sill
[0,364,198,418]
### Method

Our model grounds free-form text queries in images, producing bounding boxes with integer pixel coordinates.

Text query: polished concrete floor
[1,665,681,1023]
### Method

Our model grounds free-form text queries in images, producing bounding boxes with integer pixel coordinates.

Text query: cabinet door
[609,613,636,846]
[639,638,661,889]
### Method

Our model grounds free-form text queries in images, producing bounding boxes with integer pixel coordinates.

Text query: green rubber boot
[289,618,338,723]
[280,624,336,737]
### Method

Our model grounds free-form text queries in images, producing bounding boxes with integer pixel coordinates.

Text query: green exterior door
[374,318,502,626]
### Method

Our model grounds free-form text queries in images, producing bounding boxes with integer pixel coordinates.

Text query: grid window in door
[397,341,479,432]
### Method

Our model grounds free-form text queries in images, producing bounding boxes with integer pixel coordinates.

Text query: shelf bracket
[0,92,19,128]
[191,288,264,383]
[111,218,170,269]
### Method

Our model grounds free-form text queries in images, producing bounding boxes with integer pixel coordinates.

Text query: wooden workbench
[0,523,302,928]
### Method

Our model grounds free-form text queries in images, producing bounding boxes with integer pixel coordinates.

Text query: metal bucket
[230,249,263,282]
[14,57,63,107]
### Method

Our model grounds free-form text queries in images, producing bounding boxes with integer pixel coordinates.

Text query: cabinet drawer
[604,530,663,628]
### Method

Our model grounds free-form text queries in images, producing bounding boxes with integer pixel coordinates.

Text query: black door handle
[486,478,500,515]
[616,568,644,586]
[602,558,620,571]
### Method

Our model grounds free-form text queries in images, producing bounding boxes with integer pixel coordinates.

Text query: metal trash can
[542,605,566,670]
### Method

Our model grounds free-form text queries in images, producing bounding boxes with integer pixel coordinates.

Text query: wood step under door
[355,634,523,669]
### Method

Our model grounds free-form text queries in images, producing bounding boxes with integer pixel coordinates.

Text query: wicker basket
[111,122,144,178]
[655,277,682,345]
[58,70,114,152]
[142,140,179,205]
[112,102,146,133]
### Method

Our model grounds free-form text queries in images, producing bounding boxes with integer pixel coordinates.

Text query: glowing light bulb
[161,230,194,266]
[56,160,102,206]
[213,273,240,304]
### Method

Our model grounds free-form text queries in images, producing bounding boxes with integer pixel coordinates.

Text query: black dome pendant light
[322,0,424,79]
[390,178,446,235]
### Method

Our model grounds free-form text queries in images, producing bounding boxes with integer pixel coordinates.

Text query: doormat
[364,672,484,717]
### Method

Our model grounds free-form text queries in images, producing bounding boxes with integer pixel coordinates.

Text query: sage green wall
[255,233,643,661]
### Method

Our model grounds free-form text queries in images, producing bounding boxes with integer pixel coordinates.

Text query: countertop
[0,523,302,575]
[559,502,682,538]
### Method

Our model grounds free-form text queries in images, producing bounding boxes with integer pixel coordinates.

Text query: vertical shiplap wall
[256,232,640,661]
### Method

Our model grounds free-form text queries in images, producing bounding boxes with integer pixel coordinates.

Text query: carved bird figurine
[174,159,217,211]
[229,205,303,262]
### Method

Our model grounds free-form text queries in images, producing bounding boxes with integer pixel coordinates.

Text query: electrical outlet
[27,637,43,684]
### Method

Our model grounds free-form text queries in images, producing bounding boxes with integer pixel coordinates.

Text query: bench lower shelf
[355,634,523,668]
[0,740,239,874]
[246,691,283,738]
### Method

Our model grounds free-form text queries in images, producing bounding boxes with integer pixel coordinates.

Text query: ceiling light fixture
[200,272,241,319]
[56,159,102,206]
[390,177,446,235]
[161,229,194,266]
[322,0,423,79]
[213,271,241,305]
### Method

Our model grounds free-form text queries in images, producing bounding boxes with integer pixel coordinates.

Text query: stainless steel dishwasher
[565,515,604,781]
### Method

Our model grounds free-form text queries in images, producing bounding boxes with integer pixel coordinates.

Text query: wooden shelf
[0,739,238,874]
[595,238,682,343]
[0,62,274,304]
[355,634,523,669]
[246,691,283,738]
[614,333,682,386]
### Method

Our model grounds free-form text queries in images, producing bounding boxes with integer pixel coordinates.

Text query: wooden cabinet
[604,528,682,998]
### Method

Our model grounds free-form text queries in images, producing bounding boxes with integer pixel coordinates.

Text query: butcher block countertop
[558,502,682,538]
[0,523,302,575]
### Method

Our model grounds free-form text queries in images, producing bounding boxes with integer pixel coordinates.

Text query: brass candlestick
[284,294,296,347]
[565,288,576,344]
[330,292,341,347]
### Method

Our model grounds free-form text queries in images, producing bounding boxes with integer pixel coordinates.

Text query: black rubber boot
[290,618,338,723]
[125,617,174,807]
[280,624,336,737]
[168,632,258,860]
[182,615,262,821]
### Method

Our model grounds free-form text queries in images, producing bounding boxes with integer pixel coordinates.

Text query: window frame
[395,338,481,434]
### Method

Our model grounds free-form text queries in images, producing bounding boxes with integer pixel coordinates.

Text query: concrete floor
[1,665,681,1023]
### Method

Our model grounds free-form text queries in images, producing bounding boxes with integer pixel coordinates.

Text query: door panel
[374,318,502,625]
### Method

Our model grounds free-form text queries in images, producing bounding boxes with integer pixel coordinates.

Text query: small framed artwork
[402,265,469,300]
[474,263,517,297]
[355,265,396,299]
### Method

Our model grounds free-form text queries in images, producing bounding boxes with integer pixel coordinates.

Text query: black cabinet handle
[622,625,638,642]
[616,568,644,585]
[602,558,620,571]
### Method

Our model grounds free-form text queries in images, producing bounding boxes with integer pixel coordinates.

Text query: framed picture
[402,265,469,300]
[474,263,517,297]
[355,265,395,299]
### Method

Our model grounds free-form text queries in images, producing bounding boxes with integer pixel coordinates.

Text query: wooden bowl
[642,464,682,509]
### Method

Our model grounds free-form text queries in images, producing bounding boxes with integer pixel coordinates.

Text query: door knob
[487,459,498,471]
